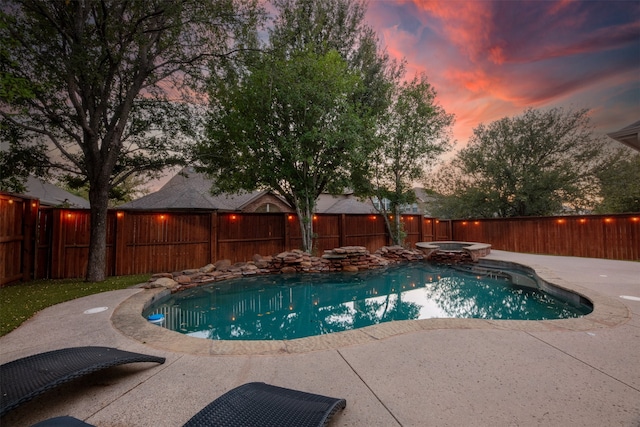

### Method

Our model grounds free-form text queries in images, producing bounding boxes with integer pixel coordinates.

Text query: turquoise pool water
[143,263,592,340]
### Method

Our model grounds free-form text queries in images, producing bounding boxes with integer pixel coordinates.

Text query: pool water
[143,263,592,341]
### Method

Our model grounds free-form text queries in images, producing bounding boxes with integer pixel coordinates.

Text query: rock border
[142,246,426,293]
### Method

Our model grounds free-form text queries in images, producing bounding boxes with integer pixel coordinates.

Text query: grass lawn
[0,275,150,337]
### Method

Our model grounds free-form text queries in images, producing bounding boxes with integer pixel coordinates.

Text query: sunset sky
[365,0,639,148]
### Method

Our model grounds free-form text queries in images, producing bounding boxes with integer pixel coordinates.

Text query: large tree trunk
[86,180,110,282]
[393,205,403,246]
[295,195,315,254]
[296,207,314,254]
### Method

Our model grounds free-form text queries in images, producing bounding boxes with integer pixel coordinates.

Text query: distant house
[371,188,437,216]
[316,192,377,214]
[119,167,292,212]
[608,120,640,152]
[20,175,90,208]
[411,188,438,216]
[120,167,430,216]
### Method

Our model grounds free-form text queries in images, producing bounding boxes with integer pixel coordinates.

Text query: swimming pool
[143,261,592,341]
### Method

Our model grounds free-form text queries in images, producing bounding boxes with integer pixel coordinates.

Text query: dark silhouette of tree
[1,0,261,281]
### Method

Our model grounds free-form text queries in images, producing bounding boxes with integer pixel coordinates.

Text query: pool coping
[111,258,631,356]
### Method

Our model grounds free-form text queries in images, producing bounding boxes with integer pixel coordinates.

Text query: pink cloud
[366,0,639,147]
[547,0,577,16]
[409,0,495,64]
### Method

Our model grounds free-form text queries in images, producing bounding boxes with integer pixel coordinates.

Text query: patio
[1,250,639,426]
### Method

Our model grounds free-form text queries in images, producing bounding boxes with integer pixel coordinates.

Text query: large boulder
[152,277,178,289]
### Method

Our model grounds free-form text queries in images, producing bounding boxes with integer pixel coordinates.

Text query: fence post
[21,199,39,281]
[50,209,64,279]
[282,212,291,251]
[210,211,218,263]
[114,211,126,275]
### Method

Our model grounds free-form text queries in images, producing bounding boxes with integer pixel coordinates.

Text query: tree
[359,73,453,245]
[0,0,261,281]
[430,108,609,218]
[59,173,151,207]
[0,11,48,193]
[197,0,395,253]
[594,149,640,213]
[200,48,367,252]
[0,134,49,192]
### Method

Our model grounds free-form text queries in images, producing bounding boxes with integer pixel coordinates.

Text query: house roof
[22,175,90,208]
[608,120,640,152]
[121,167,428,215]
[319,196,376,214]
[119,167,273,211]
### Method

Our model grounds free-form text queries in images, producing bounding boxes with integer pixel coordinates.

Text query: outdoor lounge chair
[0,346,166,417]
[27,382,347,427]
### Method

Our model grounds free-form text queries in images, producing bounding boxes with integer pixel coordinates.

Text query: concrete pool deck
[1,251,639,426]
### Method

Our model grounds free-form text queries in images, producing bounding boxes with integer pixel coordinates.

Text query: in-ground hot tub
[415,241,491,263]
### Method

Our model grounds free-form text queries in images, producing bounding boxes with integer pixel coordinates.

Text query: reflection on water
[143,263,591,340]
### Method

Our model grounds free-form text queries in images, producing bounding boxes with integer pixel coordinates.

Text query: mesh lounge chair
[27,382,346,427]
[0,346,166,417]
[182,382,346,427]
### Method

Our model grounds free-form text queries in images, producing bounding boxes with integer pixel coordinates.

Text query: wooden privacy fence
[450,214,640,260]
[2,190,639,285]
[0,194,39,285]
[1,194,436,283]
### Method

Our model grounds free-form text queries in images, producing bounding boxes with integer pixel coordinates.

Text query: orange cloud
[409,0,495,64]
[366,0,639,148]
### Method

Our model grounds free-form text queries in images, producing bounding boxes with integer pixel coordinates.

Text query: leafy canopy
[431,108,609,218]
[360,73,453,245]
[0,0,261,281]
[198,0,393,253]
[595,150,640,213]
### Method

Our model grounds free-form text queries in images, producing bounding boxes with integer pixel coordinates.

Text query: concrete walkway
[1,251,639,426]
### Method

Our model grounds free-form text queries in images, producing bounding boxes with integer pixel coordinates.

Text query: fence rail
[1,193,435,284]
[450,214,640,260]
[1,192,638,285]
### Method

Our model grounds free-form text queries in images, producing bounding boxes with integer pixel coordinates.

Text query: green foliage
[201,48,368,251]
[1,0,261,280]
[0,275,149,336]
[59,173,151,207]
[595,150,640,213]
[431,108,608,218]
[199,0,393,252]
[0,124,49,192]
[0,11,36,104]
[361,73,453,245]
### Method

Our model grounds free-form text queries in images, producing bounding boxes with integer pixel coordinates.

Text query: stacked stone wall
[145,245,426,293]
[427,250,474,265]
